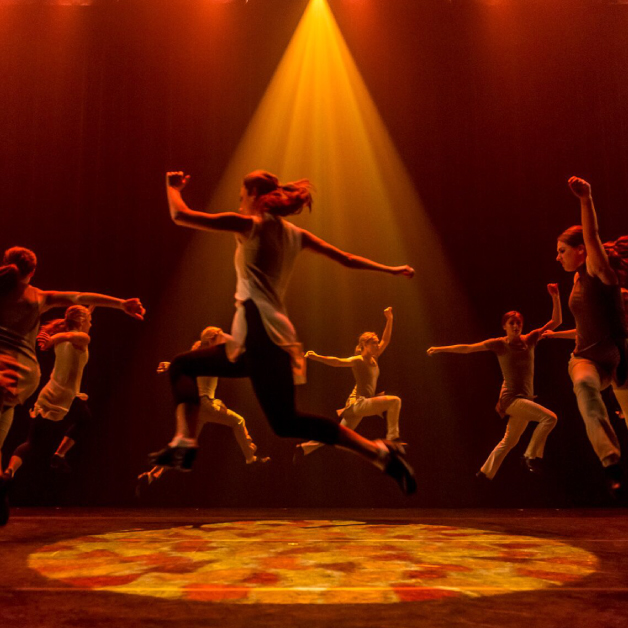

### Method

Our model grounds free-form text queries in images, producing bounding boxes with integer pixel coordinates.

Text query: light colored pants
[569,356,621,467]
[301,395,402,456]
[480,398,557,480]
[0,406,14,449]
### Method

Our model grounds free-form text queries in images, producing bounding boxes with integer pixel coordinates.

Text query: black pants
[169,300,341,445]
[13,397,91,463]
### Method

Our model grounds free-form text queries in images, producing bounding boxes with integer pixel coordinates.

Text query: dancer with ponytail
[0,246,145,525]
[137,326,269,493]
[550,176,628,496]
[427,284,561,480]
[150,171,417,495]
[294,307,405,461]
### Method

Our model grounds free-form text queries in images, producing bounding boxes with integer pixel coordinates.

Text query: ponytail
[605,236,628,289]
[243,170,313,217]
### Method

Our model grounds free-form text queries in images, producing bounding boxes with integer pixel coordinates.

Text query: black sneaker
[381,440,417,496]
[148,445,198,471]
[50,454,72,474]
[522,456,545,476]
[604,463,624,499]
[0,473,11,527]
[475,470,491,483]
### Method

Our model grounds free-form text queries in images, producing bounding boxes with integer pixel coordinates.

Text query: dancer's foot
[522,456,545,476]
[604,463,624,499]
[292,444,305,465]
[50,453,72,474]
[148,445,197,471]
[0,472,12,527]
[389,438,408,447]
[135,471,155,498]
[379,440,417,496]
[475,470,491,483]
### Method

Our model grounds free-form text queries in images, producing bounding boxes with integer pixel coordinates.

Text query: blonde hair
[355,332,379,355]
[192,326,223,351]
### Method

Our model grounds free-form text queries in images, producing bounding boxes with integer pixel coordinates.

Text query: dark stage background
[1,0,627,509]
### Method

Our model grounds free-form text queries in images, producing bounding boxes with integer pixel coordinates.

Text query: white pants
[480,398,557,480]
[300,395,402,456]
[0,406,14,449]
[569,356,621,467]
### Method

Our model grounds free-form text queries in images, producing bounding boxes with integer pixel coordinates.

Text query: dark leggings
[13,397,91,463]
[168,300,341,444]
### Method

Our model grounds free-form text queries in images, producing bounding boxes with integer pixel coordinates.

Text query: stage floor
[1,508,628,627]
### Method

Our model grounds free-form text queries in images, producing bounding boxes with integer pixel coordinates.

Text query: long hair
[559,225,628,287]
[0,247,37,294]
[243,170,313,217]
[38,305,91,350]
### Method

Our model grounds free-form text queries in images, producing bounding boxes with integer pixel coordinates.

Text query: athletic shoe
[380,440,417,496]
[522,456,545,476]
[148,445,198,471]
[0,473,11,527]
[135,472,154,499]
[604,463,624,499]
[50,454,72,474]
[475,470,491,483]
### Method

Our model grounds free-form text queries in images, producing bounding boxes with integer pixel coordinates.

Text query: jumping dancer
[552,176,628,495]
[295,307,404,460]
[0,246,145,525]
[427,284,561,480]
[137,326,269,492]
[150,171,417,495]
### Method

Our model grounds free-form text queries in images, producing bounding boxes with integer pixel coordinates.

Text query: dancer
[3,306,95,482]
[0,246,145,524]
[150,171,417,495]
[295,307,404,460]
[137,326,269,492]
[552,176,628,495]
[427,284,561,480]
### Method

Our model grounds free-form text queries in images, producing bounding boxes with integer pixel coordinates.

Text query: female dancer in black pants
[151,171,417,494]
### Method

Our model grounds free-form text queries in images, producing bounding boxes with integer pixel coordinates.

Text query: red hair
[243,170,313,217]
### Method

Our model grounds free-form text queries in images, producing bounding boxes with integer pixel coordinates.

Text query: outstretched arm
[39,331,90,351]
[305,351,358,367]
[376,307,393,356]
[40,292,145,320]
[166,172,253,234]
[568,176,616,285]
[542,329,576,340]
[427,342,489,355]
[300,230,414,278]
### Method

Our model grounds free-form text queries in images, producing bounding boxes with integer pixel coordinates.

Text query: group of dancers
[0,171,627,525]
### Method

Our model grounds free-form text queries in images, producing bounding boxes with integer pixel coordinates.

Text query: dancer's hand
[156,361,171,373]
[37,331,53,351]
[541,330,556,339]
[394,265,415,278]
[384,307,393,320]
[167,171,190,190]
[547,283,559,297]
[305,351,317,359]
[122,298,145,320]
[568,176,592,199]
[426,347,439,356]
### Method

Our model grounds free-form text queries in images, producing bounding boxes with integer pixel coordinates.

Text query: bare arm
[542,329,576,340]
[530,283,563,336]
[305,351,358,367]
[40,291,145,320]
[300,230,414,278]
[166,172,253,234]
[568,176,616,285]
[41,331,90,351]
[427,342,490,355]
[375,307,393,356]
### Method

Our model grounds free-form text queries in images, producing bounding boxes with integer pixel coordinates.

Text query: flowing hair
[559,226,628,288]
[243,170,313,217]
[0,247,37,295]
[37,305,91,350]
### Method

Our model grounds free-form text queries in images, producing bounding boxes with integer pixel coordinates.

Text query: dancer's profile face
[239,185,257,215]
[503,316,523,338]
[362,337,379,356]
[79,312,92,333]
[556,240,585,272]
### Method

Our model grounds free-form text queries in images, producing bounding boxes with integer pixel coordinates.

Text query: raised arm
[427,342,490,356]
[568,176,617,285]
[542,329,576,340]
[531,283,562,336]
[305,351,358,367]
[40,291,145,320]
[375,307,393,357]
[166,172,253,234]
[300,230,414,278]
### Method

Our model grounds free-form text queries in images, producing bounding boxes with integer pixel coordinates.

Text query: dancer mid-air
[427,284,561,480]
[551,176,628,496]
[137,326,269,492]
[0,246,145,525]
[150,171,417,495]
[295,307,404,461]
